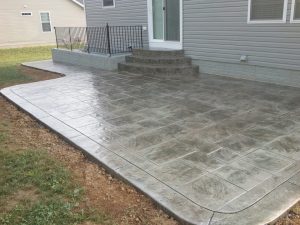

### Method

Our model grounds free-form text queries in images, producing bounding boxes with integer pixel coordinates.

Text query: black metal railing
[54,24,144,56]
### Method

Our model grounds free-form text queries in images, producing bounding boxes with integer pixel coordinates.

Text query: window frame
[291,0,300,23]
[102,0,115,8]
[39,11,52,33]
[247,0,288,24]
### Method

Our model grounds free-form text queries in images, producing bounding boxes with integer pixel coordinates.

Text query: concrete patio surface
[1,60,300,225]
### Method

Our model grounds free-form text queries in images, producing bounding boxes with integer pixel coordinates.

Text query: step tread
[119,62,197,69]
[133,48,184,53]
[126,55,190,60]
[132,49,185,57]
[125,55,192,65]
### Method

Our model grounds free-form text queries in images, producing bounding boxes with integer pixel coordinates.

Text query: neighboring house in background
[0,0,85,48]
[83,0,300,86]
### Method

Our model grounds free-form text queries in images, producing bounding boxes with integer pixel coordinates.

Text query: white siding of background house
[0,0,86,48]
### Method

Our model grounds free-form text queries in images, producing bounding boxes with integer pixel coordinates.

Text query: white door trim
[147,0,183,50]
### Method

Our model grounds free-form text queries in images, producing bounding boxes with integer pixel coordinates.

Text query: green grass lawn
[0,46,53,87]
[0,47,112,225]
[0,139,110,225]
[0,149,104,225]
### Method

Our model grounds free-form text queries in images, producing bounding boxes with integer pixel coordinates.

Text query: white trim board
[247,0,288,24]
[147,0,183,50]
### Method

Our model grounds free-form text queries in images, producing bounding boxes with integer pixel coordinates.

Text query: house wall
[0,0,85,48]
[184,0,300,84]
[84,0,149,43]
[84,0,300,86]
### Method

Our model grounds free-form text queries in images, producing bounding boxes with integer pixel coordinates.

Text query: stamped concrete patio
[2,60,300,225]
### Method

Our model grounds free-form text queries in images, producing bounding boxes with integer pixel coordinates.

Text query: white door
[148,0,182,49]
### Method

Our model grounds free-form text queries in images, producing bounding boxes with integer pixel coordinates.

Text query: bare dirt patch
[270,205,300,225]
[1,187,40,213]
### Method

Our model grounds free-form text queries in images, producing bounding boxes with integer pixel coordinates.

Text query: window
[248,0,287,23]
[103,0,115,8]
[40,12,51,32]
[291,0,300,23]
[21,12,32,16]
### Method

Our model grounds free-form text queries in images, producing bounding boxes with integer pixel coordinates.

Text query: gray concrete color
[1,60,300,225]
[52,48,128,71]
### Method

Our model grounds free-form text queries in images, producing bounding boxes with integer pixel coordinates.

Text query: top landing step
[132,48,184,57]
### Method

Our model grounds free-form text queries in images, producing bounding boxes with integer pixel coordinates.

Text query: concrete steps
[125,55,192,65]
[118,49,199,77]
[119,62,199,76]
[132,48,184,57]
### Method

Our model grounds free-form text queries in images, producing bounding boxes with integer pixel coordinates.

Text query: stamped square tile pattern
[148,159,205,187]
[289,172,300,186]
[3,60,300,225]
[217,134,259,154]
[213,160,272,190]
[177,174,245,210]
[242,149,294,173]
[209,148,240,163]
[183,152,224,172]
[242,126,283,142]
[265,133,300,160]
[142,139,197,165]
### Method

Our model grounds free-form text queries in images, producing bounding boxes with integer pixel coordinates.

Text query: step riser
[125,56,192,65]
[118,63,199,76]
[132,49,184,57]
[119,49,199,77]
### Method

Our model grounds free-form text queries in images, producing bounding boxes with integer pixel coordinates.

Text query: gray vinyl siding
[84,0,149,43]
[184,0,300,71]
[85,0,300,72]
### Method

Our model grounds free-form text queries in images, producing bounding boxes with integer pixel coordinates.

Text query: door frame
[147,0,183,50]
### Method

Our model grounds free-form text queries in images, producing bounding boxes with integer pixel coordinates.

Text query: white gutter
[71,0,84,8]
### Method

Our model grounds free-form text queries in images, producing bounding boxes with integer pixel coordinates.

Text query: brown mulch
[1,66,299,225]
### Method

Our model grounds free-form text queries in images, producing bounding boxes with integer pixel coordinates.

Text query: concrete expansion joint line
[208,178,300,222]
[207,181,300,225]
[208,212,215,225]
